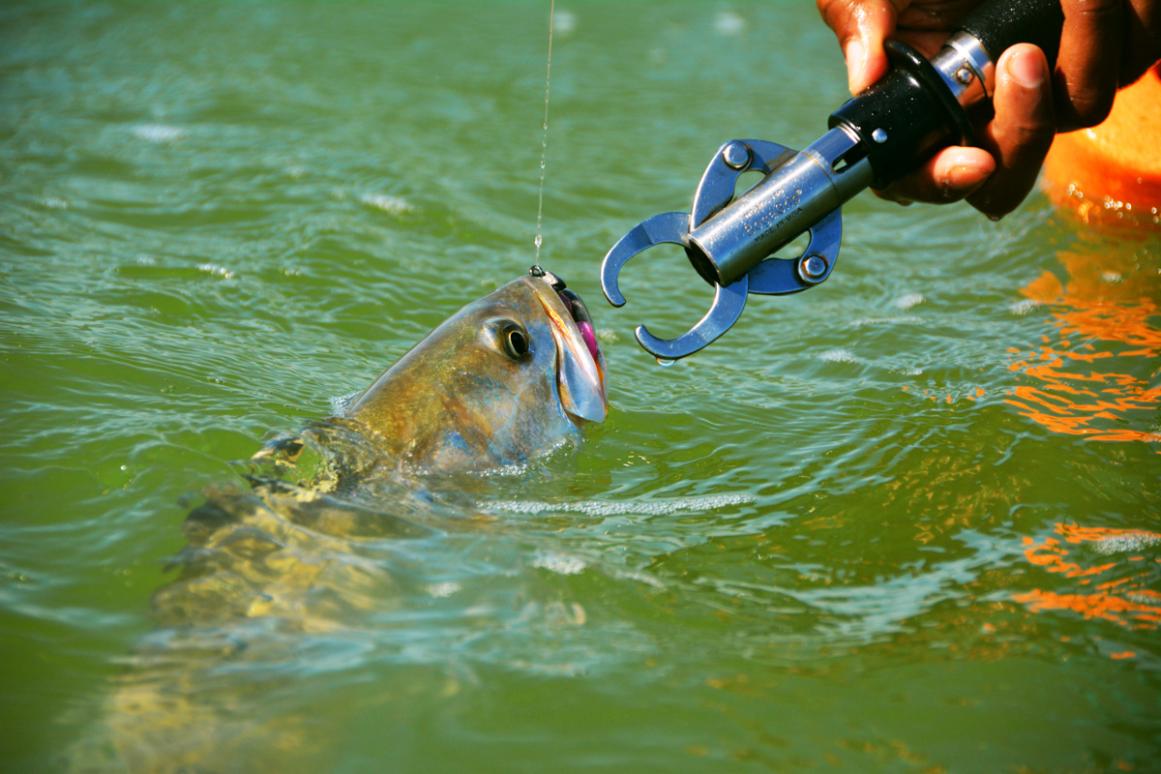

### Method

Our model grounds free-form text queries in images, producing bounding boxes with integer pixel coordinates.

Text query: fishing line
[533,0,555,260]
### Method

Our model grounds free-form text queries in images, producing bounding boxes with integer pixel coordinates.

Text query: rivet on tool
[954,65,974,85]
[721,141,752,171]
[871,128,888,144]
[799,254,829,283]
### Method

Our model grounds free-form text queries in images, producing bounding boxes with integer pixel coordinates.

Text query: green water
[2,1,1159,770]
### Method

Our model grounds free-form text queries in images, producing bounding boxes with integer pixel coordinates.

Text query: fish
[346,264,606,473]
[248,264,607,490]
[73,267,609,771]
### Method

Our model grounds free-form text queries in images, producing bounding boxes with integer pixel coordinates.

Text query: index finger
[817,0,903,92]
[1054,0,1122,128]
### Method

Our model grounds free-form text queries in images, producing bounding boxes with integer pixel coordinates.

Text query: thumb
[966,44,1055,218]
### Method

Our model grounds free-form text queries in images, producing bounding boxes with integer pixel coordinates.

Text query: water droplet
[533,234,542,250]
[655,357,676,367]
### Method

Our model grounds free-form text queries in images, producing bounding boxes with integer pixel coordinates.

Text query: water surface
[2,1,1158,770]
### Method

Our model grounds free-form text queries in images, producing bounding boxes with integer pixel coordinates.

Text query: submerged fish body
[77,269,608,770]
[348,270,607,473]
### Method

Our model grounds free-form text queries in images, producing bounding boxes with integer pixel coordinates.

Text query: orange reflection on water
[1015,523,1161,630]
[1006,251,1160,445]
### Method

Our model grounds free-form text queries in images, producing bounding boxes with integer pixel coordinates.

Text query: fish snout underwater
[346,266,607,473]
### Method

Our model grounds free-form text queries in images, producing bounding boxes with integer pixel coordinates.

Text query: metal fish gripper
[599,0,1065,361]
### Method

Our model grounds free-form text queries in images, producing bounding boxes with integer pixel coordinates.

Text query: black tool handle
[828,0,1064,188]
[961,0,1064,65]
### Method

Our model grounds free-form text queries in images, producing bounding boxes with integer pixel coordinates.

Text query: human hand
[816,0,1161,218]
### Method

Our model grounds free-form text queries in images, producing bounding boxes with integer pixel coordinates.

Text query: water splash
[533,0,555,261]
[482,493,754,517]
[359,193,413,215]
[131,123,184,143]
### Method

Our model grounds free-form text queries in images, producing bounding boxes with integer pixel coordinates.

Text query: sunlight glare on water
[0,2,1158,771]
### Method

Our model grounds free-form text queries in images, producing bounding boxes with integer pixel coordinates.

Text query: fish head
[348,267,607,472]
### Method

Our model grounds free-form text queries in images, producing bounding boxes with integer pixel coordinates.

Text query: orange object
[1042,63,1161,226]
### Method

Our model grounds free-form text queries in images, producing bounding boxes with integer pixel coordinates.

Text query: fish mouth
[527,265,607,422]
[555,289,602,368]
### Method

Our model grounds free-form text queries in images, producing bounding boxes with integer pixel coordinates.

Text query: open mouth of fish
[556,288,601,366]
[527,265,607,420]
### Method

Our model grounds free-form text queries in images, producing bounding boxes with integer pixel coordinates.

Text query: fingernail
[845,39,865,93]
[1008,51,1043,89]
[937,154,992,197]
[941,163,990,198]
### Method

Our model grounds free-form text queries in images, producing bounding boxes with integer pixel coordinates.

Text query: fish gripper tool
[600,0,1064,360]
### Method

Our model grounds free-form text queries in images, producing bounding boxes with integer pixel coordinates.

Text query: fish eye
[500,322,531,360]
